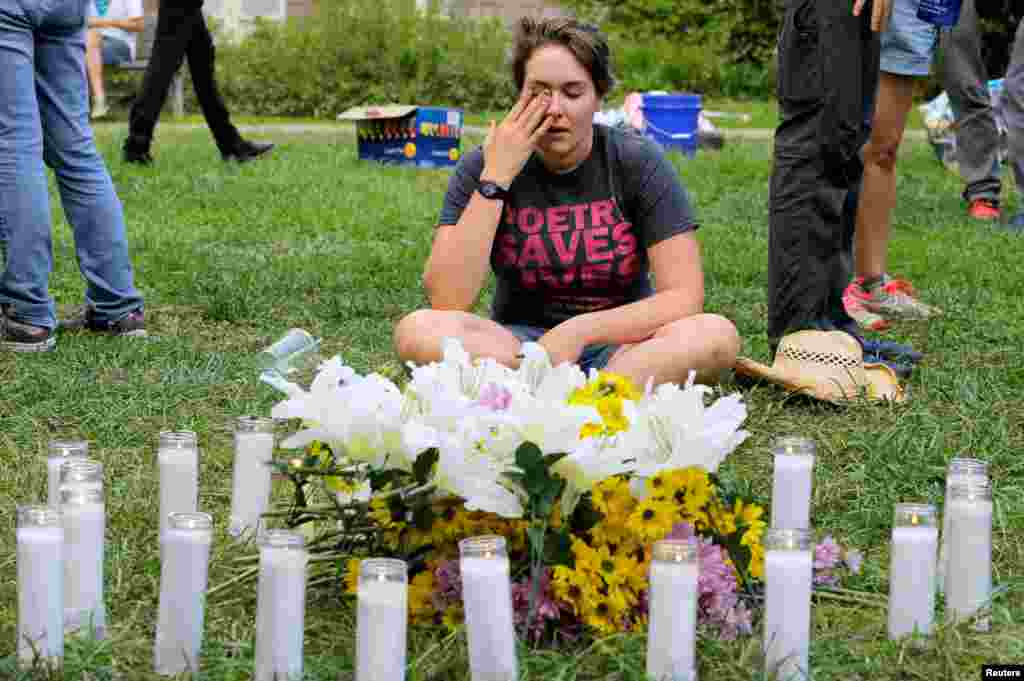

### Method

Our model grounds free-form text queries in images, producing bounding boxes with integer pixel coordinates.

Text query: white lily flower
[513,399,601,456]
[624,372,750,477]
[433,432,523,518]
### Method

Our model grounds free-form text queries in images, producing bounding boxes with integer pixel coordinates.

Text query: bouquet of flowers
[265,338,823,642]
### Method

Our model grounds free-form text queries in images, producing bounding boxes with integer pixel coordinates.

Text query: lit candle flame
[911,513,919,526]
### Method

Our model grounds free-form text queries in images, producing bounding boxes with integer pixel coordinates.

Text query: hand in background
[853,0,893,32]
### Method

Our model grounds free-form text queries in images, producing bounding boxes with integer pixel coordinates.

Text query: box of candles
[336,105,463,169]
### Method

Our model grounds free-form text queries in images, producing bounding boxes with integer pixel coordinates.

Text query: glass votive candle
[938,457,989,592]
[16,504,64,667]
[254,530,308,681]
[770,436,816,530]
[646,540,699,681]
[154,511,214,675]
[60,486,106,640]
[157,431,199,538]
[47,440,89,507]
[944,479,993,631]
[763,528,814,681]
[888,503,938,640]
[356,558,408,681]
[459,535,517,681]
[229,416,275,539]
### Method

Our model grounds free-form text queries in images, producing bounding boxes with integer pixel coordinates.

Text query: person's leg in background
[0,0,63,351]
[184,11,273,161]
[940,0,1002,220]
[848,0,942,322]
[1002,18,1024,229]
[124,0,195,163]
[32,6,145,334]
[767,0,877,348]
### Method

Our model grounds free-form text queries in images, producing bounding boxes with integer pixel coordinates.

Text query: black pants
[125,1,242,154]
[767,0,880,344]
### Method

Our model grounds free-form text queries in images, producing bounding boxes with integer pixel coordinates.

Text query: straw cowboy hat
[734,330,906,404]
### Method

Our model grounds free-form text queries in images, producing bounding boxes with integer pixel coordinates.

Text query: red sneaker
[968,199,1000,221]
[843,278,890,331]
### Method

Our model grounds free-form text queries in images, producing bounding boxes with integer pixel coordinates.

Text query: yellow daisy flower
[626,498,678,543]
[571,538,602,576]
[551,565,591,615]
[592,477,633,517]
[582,595,619,635]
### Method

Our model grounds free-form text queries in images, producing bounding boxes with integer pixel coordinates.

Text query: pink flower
[477,383,513,411]
[510,569,563,643]
[432,559,462,611]
[814,535,842,571]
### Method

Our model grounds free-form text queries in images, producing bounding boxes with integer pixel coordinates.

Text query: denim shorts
[101,35,132,66]
[880,0,940,77]
[505,324,619,373]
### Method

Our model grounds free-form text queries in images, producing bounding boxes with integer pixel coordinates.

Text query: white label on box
[448,111,461,127]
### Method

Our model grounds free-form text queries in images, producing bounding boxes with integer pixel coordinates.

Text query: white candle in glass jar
[46,440,89,507]
[229,417,275,539]
[154,512,213,675]
[770,437,815,530]
[763,529,813,681]
[254,531,309,681]
[460,536,517,681]
[945,482,993,631]
[356,559,408,681]
[646,541,699,681]
[157,431,199,538]
[61,488,106,639]
[937,458,988,593]
[888,504,938,639]
[16,506,64,667]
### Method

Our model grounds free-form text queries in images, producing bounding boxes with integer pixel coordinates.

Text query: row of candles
[15,429,995,681]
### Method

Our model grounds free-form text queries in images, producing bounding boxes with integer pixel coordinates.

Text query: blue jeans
[505,324,619,373]
[0,0,143,330]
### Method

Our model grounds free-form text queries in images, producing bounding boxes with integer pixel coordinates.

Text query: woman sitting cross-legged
[393,17,740,388]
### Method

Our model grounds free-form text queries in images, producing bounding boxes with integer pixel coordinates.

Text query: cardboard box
[337,105,463,168]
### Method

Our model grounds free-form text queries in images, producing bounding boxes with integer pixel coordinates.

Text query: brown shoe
[60,307,147,337]
[1,309,56,352]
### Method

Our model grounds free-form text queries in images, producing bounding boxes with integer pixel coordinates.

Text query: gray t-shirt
[438,124,698,328]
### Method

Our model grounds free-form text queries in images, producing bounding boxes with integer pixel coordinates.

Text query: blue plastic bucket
[641,93,702,157]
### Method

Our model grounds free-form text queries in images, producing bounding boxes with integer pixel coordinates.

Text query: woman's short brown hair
[511,17,615,99]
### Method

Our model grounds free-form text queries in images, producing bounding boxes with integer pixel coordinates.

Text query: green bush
[209,0,517,118]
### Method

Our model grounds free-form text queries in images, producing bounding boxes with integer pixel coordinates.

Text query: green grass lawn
[1,126,1022,680]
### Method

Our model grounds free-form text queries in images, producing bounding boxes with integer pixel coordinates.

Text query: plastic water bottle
[917,0,962,27]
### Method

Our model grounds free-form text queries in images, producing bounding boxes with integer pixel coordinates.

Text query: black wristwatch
[477,180,511,202]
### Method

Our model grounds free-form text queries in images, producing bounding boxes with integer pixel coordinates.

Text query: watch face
[481,183,499,198]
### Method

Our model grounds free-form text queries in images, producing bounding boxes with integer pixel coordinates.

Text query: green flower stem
[524,519,548,641]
